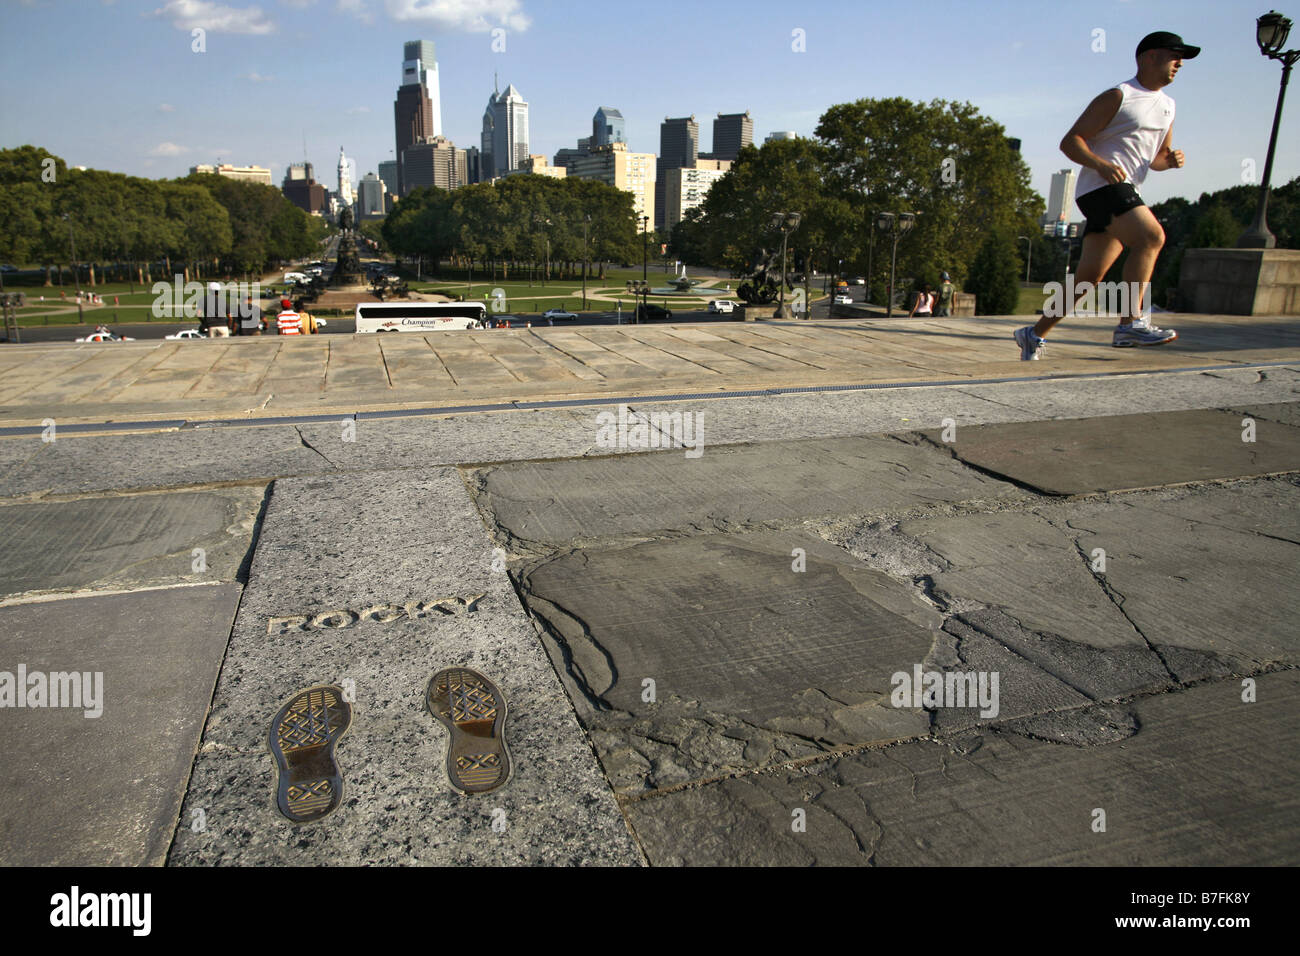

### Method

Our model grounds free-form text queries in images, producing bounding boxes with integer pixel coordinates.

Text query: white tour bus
[354,301,488,333]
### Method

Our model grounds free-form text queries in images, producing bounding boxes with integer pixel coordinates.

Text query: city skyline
[2,0,1297,212]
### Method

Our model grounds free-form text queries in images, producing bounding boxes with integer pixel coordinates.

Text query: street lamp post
[867,222,876,306]
[771,211,802,319]
[64,214,83,324]
[641,215,649,287]
[627,279,647,323]
[1239,10,1299,248]
[1018,236,1033,282]
[582,214,591,310]
[875,212,916,317]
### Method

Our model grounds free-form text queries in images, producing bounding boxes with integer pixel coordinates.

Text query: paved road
[4,308,781,343]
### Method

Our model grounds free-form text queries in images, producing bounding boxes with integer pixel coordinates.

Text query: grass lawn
[1015,285,1052,315]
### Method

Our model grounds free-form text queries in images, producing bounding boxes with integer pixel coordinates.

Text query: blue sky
[2,0,1297,210]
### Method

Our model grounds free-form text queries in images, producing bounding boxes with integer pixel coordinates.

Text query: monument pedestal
[741,304,776,322]
[1178,248,1300,315]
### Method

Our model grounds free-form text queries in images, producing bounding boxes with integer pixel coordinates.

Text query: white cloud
[149,142,190,156]
[384,0,530,32]
[159,103,176,111]
[151,1,276,34]
[345,106,370,114]
[241,70,274,81]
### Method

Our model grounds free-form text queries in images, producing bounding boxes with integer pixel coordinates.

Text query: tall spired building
[480,79,529,179]
[337,147,353,208]
[393,39,439,195]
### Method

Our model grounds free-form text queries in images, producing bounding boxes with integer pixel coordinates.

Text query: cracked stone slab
[620,670,1300,866]
[957,367,1300,422]
[933,407,1300,495]
[0,407,651,499]
[1057,481,1300,672]
[0,584,241,865]
[0,427,330,497]
[476,433,1024,551]
[518,531,942,794]
[167,468,639,866]
[1230,400,1300,428]
[0,486,264,601]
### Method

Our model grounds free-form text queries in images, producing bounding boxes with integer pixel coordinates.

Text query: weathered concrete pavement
[1,317,1298,866]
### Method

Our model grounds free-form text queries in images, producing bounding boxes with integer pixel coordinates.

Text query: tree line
[0,145,328,287]
[381,174,642,285]
[670,97,1043,312]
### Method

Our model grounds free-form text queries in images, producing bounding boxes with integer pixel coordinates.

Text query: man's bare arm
[1061,89,1125,182]
[1149,125,1184,171]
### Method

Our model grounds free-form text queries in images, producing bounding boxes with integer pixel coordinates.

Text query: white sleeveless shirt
[1075,77,1175,199]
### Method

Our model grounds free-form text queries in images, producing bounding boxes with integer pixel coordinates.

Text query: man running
[1015,30,1198,360]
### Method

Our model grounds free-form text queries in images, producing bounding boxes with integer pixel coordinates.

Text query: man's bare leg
[1104,204,1166,323]
[1034,232,1122,338]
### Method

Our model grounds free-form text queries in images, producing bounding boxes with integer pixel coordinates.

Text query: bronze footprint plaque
[268,685,352,823]
[427,668,511,794]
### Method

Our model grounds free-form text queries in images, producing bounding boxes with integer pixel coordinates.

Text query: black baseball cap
[1136,31,1201,58]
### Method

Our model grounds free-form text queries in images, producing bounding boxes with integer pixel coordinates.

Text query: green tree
[816,98,1042,293]
[966,232,1021,315]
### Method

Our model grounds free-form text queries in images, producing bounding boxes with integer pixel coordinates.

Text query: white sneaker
[1113,319,1177,347]
[1014,325,1045,360]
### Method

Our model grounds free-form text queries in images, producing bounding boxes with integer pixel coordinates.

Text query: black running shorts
[1077,182,1146,235]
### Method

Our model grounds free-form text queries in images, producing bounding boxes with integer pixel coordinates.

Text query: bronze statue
[736,247,787,304]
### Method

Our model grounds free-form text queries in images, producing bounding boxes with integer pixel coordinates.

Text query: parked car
[541,308,578,321]
[75,331,135,343]
[707,299,736,314]
[833,294,854,305]
[283,271,309,284]
[635,303,673,321]
[165,329,204,340]
[852,277,866,285]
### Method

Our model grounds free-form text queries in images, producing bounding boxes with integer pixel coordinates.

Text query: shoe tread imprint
[269,685,352,823]
[427,668,511,794]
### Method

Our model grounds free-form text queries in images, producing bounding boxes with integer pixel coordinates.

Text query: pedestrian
[908,284,934,318]
[240,295,262,335]
[1015,30,1196,360]
[936,272,955,316]
[276,297,302,335]
[293,298,318,334]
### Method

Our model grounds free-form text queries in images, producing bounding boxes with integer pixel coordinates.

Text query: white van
[707,299,736,314]
[354,301,488,333]
[283,271,310,284]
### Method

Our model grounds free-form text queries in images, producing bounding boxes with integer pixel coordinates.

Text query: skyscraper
[394,41,436,196]
[592,107,625,147]
[358,173,385,218]
[1047,169,1077,223]
[569,143,655,224]
[377,160,399,197]
[402,136,467,192]
[402,40,441,138]
[480,81,529,178]
[711,111,753,162]
[655,116,698,231]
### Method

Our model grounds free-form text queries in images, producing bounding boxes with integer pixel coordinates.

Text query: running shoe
[1113,318,1177,347]
[1014,325,1045,360]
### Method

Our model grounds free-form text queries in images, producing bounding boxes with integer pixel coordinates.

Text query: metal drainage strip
[0,361,1294,436]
